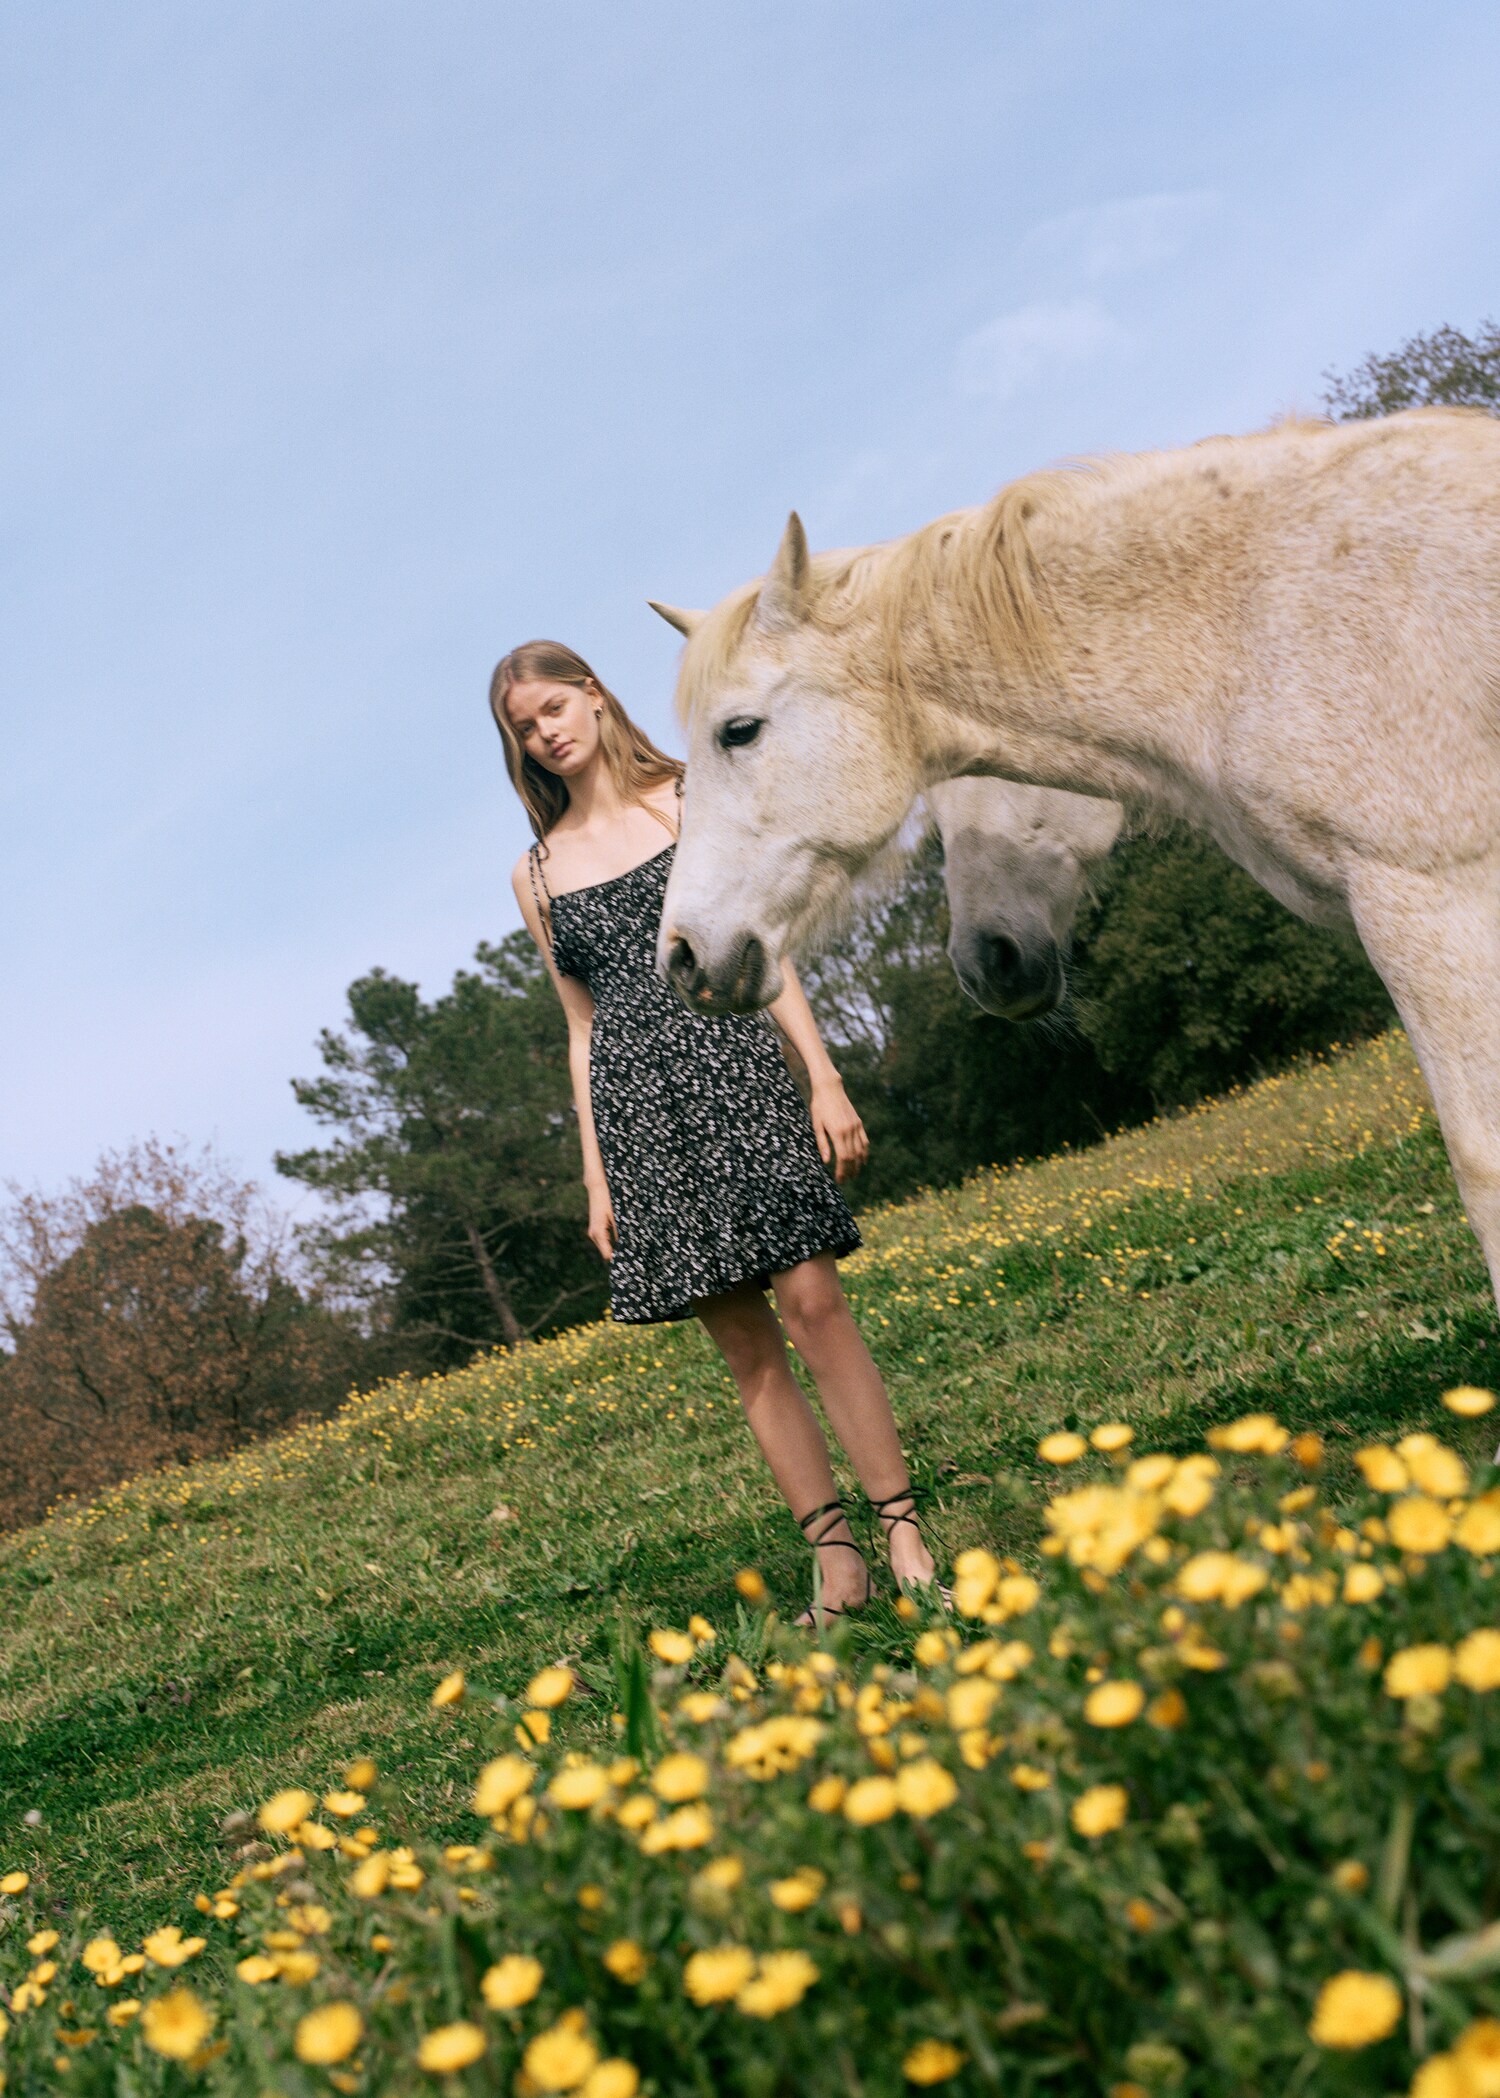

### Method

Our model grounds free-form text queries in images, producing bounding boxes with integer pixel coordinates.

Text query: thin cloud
[952,297,1126,402]
[1023,189,1220,280]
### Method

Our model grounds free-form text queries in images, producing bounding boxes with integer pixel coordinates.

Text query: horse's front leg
[1348,861,1500,1379]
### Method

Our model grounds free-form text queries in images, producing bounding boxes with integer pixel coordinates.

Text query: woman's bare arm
[765,962,869,1181]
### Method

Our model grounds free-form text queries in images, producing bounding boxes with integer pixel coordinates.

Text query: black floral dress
[533,840,861,1324]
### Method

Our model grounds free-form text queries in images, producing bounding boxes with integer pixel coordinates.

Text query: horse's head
[929,777,1123,1019]
[653,514,920,1014]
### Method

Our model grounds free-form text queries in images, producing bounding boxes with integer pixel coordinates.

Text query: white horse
[650,409,1500,1325]
[928,777,1122,1018]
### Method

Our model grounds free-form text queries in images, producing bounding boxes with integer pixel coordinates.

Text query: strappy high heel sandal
[795,1496,870,1628]
[867,1489,953,1611]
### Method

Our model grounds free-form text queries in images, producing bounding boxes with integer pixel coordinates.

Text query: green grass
[3,1029,1496,1941]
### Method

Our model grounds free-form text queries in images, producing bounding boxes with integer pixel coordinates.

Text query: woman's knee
[776,1263,849,1356]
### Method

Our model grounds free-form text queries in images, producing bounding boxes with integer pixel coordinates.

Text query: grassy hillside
[3,1030,1495,1941]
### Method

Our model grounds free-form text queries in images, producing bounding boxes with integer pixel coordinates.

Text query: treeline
[0,320,1493,1526]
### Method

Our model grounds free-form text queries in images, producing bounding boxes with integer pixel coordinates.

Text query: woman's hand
[586,1181,617,1262]
[810,1078,869,1182]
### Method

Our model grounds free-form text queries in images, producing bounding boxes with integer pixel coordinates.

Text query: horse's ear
[648,601,703,638]
[753,511,812,633]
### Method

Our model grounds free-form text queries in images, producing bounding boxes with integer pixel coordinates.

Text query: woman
[492,638,941,1621]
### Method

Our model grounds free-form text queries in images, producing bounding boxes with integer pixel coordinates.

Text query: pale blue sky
[4,1,1498,1197]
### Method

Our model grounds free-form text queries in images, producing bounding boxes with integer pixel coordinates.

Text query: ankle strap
[797,1497,861,1552]
[867,1489,923,1533]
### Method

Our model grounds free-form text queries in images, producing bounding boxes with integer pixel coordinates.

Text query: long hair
[489,639,684,845]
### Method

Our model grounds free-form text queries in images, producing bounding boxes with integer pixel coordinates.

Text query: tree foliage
[1323,317,1500,419]
[276,932,606,1362]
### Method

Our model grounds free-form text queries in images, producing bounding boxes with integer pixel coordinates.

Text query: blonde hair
[489,639,683,844]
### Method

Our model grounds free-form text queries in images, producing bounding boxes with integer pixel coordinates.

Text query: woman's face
[505,678,601,776]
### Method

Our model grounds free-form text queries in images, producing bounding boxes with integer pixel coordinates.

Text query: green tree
[1323,317,1500,418]
[277,932,604,1361]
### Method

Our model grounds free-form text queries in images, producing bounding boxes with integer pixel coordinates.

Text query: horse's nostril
[667,934,698,983]
[983,934,1023,983]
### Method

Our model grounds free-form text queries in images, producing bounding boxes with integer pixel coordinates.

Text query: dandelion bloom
[26,1929,58,1955]
[1400,1438,1468,1498]
[581,2063,640,2098]
[947,1678,999,1731]
[808,1775,848,1813]
[1454,1628,1500,1692]
[1456,2021,1500,2086]
[295,2002,363,2065]
[0,1869,29,1894]
[770,1867,825,1911]
[842,1776,900,1825]
[275,1950,321,1984]
[648,1628,695,1665]
[143,1926,206,1968]
[904,2038,966,2083]
[1355,1445,1409,1492]
[107,2000,141,2026]
[678,1691,728,1724]
[350,1851,390,1898]
[1308,1970,1401,2048]
[1458,1495,1500,1556]
[1291,1431,1324,1469]
[1385,1644,1453,1699]
[527,1665,576,1708]
[1331,1860,1370,1894]
[236,1955,279,1983]
[994,1573,1041,1618]
[1084,1680,1146,1728]
[140,1987,213,2061]
[1207,1414,1288,1454]
[344,1757,378,1790]
[694,1855,745,1894]
[734,1568,768,1603]
[689,1615,716,1643]
[684,1944,756,2005]
[638,1803,714,1853]
[616,1794,657,1832]
[257,1788,314,1835]
[1126,1453,1176,1491]
[603,1939,648,1984]
[914,1630,952,1669]
[550,1764,610,1811]
[1010,1763,1052,1791]
[1039,1431,1087,1465]
[1092,1423,1134,1452]
[482,1954,544,2009]
[651,1753,710,1802]
[737,1948,820,2016]
[1147,1689,1187,1730]
[82,1937,123,1974]
[417,2022,487,2074]
[474,1755,534,1818]
[1072,1784,1129,1837]
[431,1670,465,1707]
[1343,1564,1385,1604]
[1160,1464,1217,1518]
[1444,1385,1496,1417]
[895,1759,959,1818]
[1388,1496,1453,1554]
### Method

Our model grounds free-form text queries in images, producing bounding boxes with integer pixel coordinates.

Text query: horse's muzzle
[664,930,775,1016]
[953,931,1065,1021]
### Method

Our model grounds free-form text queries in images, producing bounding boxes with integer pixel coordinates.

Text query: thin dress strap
[527,841,554,950]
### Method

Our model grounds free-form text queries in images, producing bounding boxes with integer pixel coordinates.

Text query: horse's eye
[718,717,763,750]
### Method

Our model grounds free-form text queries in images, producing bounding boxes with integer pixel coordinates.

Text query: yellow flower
[616,1794,657,1832]
[288,1904,331,1935]
[82,1937,123,1974]
[769,1866,826,1911]
[736,1948,820,2016]
[904,2038,967,2083]
[952,1547,1000,1617]
[843,1776,900,1824]
[1161,1463,1217,1518]
[257,1788,314,1835]
[1388,1496,1453,1554]
[1458,1494,1500,1556]
[1039,1431,1087,1464]
[1343,1564,1386,1603]
[1291,1431,1325,1469]
[1444,1385,1497,1417]
[648,1628,695,1665]
[651,1753,709,1802]
[1410,2053,1473,2098]
[527,1665,576,1708]
[581,2063,641,2098]
[143,1926,206,1968]
[896,1758,959,1818]
[107,2000,141,2026]
[518,1709,552,1747]
[808,1774,848,1813]
[638,1803,714,1853]
[140,1987,213,2061]
[1092,1423,1134,1451]
[295,2002,363,2065]
[1454,1628,1500,1692]
[236,1955,279,1983]
[417,2022,487,2074]
[350,1851,390,1898]
[914,1630,952,1668]
[1456,2019,1500,2093]
[685,1944,756,2005]
[1126,1453,1176,1491]
[947,1678,1000,1731]
[1385,1644,1453,1699]
[1308,1970,1402,2048]
[1125,1897,1158,1932]
[689,1615,717,1644]
[322,1790,366,1818]
[994,1573,1041,1618]
[431,1670,465,1707]
[474,1755,534,1818]
[1400,1436,1469,1497]
[26,1930,58,1955]
[678,1691,728,1724]
[275,1950,321,1984]
[1010,1764,1052,1791]
[1084,1680,1146,1728]
[1207,1414,1288,1454]
[1355,1446,1409,1493]
[482,1954,544,2009]
[299,1820,338,1851]
[550,1764,610,1811]
[603,1939,648,1984]
[1071,1784,1128,1837]
[1176,1551,1267,1607]
[734,1568,768,1604]
[694,1855,745,1896]
[0,1869,29,1894]
[1331,1859,1370,1893]
[1147,1688,1188,1729]
[344,1757,378,1790]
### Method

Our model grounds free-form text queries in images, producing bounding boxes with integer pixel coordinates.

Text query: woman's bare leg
[694,1280,869,1615]
[772,1254,937,1589]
